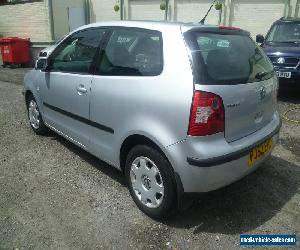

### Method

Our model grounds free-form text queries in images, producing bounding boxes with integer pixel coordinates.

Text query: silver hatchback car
[23,21,281,218]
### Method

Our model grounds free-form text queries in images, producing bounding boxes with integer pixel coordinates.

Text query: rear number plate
[276,71,291,78]
[248,138,273,167]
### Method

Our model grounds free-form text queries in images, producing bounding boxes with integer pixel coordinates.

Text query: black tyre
[125,145,176,219]
[26,94,48,135]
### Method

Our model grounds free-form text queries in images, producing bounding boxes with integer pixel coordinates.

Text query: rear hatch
[183,26,278,142]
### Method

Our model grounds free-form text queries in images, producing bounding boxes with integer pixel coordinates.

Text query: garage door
[176,0,220,25]
[232,0,285,37]
[90,0,120,22]
[129,0,164,20]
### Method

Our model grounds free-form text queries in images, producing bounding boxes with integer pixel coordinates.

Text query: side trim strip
[43,102,114,134]
[187,120,282,167]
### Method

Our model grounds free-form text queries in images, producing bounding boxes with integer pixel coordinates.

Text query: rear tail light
[188,91,225,136]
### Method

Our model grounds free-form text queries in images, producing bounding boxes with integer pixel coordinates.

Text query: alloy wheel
[28,100,40,129]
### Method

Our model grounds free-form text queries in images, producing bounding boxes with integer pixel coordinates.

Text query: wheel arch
[25,90,33,106]
[119,133,185,210]
[119,134,172,174]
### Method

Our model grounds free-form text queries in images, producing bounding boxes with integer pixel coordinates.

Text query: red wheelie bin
[0,37,30,67]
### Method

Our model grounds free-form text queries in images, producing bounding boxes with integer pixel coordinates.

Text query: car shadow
[50,132,126,186]
[278,88,300,104]
[48,132,298,235]
[163,155,299,234]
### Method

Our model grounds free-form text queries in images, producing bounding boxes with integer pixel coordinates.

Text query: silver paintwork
[45,122,86,149]
[23,21,281,194]
[130,156,164,208]
[41,72,92,148]
[166,114,280,192]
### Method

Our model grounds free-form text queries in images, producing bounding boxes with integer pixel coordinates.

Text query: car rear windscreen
[184,30,274,85]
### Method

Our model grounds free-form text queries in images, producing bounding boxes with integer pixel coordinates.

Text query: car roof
[74,20,218,33]
[276,17,300,23]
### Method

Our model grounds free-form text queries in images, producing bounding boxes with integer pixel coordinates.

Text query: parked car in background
[24,21,281,218]
[257,17,300,90]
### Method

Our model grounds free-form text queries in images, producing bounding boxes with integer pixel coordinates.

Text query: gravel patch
[0,80,299,250]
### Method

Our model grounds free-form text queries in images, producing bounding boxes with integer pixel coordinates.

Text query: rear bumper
[187,121,281,167]
[166,112,281,193]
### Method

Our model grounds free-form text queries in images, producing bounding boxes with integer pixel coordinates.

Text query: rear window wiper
[255,71,274,80]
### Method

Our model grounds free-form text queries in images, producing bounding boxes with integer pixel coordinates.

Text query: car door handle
[76,85,87,94]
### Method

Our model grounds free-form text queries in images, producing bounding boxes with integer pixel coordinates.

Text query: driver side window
[49,28,106,74]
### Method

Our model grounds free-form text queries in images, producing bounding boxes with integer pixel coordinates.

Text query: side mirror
[39,51,48,57]
[35,59,46,70]
[256,34,265,44]
[35,58,51,72]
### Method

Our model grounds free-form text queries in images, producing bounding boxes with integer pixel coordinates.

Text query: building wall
[230,0,286,36]
[175,0,220,24]
[0,0,298,51]
[129,0,164,20]
[52,0,86,41]
[89,0,120,22]
[88,0,300,38]
[0,1,51,43]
